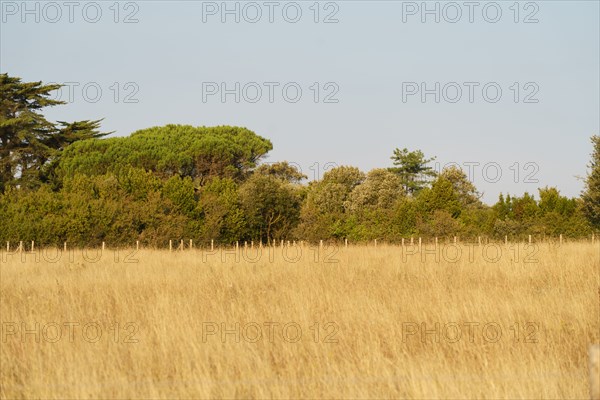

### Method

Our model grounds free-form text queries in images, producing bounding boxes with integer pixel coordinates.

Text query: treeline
[0,159,592,246]
[1,74,598,246]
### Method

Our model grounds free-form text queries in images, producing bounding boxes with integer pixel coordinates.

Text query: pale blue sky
[1,0,598,203]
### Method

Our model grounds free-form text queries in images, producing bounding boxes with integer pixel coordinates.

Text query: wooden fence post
[410,237,414,245]
[505,235,508,245]
[211,239,214,251]
[454,236,457,244]
[31,241,34,252]
[64,242,67,252]
[320,240,323,249]
[402,238,404,247]
[559,234,563,245]
[374,239,377,247]
[6,241,9,252]
[345,238,348,248]
[19,241,23,253]
[528,235,532,244]
[478,236,481,246]
[136,241,139,250]
[169,240,172,252]
[590,344,600,400]
[190,239,193,249]
[102,242,105,251]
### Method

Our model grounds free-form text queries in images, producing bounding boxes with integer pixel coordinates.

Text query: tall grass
[1,242,598,398]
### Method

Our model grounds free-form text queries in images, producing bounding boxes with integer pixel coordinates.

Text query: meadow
[1,241,598,398]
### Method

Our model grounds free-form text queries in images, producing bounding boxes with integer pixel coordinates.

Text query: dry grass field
[1,241,599,399]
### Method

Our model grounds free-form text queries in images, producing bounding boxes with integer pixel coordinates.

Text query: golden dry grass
[1,241,599,399]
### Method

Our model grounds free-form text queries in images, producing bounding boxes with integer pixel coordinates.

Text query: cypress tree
[0,73,106,192]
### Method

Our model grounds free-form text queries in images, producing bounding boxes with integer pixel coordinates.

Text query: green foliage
[411,171,475,238]
[0,73,106,192]
[198,178,247,244]
[457,206,496,238]
[294,166,365,240]
[117,168,162,201]
[162,175,198,216]
[54,125,272,185]
[346,169,404,212]
[389,148,437,195]
[1,162,593,245]
[335,169,406,241]
[418,176,462,218]
[239,172,303,244]
[254,162,306,183]
[0,172,190,247]
[390,197,419,238]
[417,210,463,238]
[0,76,595,245]
[489,188,590,239]
[536,187,590,237]
[582,135,600,230]
[438,166,481,208]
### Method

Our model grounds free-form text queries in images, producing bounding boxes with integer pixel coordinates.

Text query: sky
[1,0,599,203]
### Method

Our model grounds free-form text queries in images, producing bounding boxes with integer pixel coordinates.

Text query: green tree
[417,210,462,238]
[493,193,510,220]
[239,164,305,243]
[342,169,405,241]
[438,166,481,207]
[582,135,600,230]
[490,192,539,239]
[389,148,437,195]
[346,169,404,212]
[253,161,305,183]
[511,193,539,223]
[294,166,364,241]
[389,197,419,238]
[198,177,247,244]
[418,175,462,217]
[0,74,106,192]
[537,187,590,237]
[55,124,272,184]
